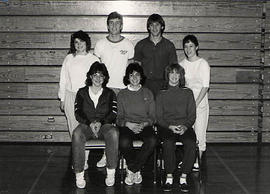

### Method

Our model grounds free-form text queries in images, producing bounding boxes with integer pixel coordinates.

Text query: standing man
[94,11,134,95]
[94,11,134,168]
[134,14,178,97]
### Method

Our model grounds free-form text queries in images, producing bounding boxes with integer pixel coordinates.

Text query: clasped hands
[125,121,147,134]
[169,125,187,135]
[90,121,101,138]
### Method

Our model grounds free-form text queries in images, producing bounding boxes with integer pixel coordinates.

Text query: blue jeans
[72,123,119,173]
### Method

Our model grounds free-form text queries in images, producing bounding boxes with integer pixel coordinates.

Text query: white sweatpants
[194,105,209,152]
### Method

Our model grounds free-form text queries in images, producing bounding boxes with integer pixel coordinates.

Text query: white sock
[165,176,173,184]
[106,168,115,175]
[193,162,199,168]
[180,176,187,184]
[76,171,84,179]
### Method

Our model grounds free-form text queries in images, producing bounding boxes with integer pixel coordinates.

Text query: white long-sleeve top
[58,53,99,101]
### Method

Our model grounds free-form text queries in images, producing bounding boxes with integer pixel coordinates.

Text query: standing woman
[180,34,210,168]
[58,30,99,169]
[72,62,118,188]
[156,64,197,193]
[117,63,157,185]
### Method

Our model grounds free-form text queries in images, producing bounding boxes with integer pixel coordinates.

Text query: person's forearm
[196,87,208,107]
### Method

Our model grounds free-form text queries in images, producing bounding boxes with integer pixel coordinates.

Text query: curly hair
[69,30,91,55]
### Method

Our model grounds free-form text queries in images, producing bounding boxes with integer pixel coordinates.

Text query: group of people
[58,11,210,192]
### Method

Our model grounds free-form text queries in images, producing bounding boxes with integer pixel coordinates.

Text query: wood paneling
[0,33,261,50]
[0,83,259,100]
[263,101,270,117]
[0,116,67,131]
[0,99,258,116]
[0,49,260,67]
[0,131,258,143]
[0,115,257,133]
[206,132,257,143]
[0,131,70,142]
[0,1,262,17]
[0,66,260,83]
[0,16,261,33]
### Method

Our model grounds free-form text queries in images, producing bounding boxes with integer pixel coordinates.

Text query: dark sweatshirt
[156,86,196,129]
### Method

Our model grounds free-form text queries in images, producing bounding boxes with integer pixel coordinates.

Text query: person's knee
[119,136,131,150]
[162,139,175,151]
[184,139,196,150]
[72,126,83,142]
[147,135,158,148]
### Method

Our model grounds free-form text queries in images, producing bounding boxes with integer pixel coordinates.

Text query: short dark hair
[69,30,91,55]
[163,64,185,89]
[123,62,146,86]
[107,11,123,25]
[85,61,109,87]
[182,34,199,56]
[147,14,165,34]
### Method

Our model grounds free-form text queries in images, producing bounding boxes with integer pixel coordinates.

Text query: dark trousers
[119,126,157,173]
[72,123,119,173]
[158,126,196,174]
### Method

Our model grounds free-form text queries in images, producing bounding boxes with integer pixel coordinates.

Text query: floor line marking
[210,147,250,194]
[27,151,54,194]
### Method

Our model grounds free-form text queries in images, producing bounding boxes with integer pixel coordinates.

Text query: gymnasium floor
[0,143,269,194]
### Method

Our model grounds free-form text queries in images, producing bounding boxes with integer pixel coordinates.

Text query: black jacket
[74,86,117,125]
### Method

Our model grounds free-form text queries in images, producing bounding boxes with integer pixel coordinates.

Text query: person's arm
[183,90,196,129]
[134,42,143,65]
[169,42,178,64]
[145,89,156,126]
[58,56,68,110]
[155,93,169,129]
[116,92,126,127]
[74,90,91,125]
[195,87,209,107]
[101,90,117,124]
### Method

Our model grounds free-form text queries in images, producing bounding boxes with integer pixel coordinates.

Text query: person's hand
[126,122,142,134]
[60,101,65,112]
[90,121,101,138]
[168,125,180,134]
[176,125,188,135]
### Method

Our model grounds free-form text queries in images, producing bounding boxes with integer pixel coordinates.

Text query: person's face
[168,69,180,86]
[107,18,122,35]
[184,41,198,59]
[90,72,105,87]
[74,38,86,54]
[129,71,141,87]
[149,22,162,37]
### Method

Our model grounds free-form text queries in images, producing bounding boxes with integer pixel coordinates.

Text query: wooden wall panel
[0,83,259,100]
[0,1,262,17]
[0,16,261,33]
[0,33,261,50]
[0,116,67,131]
[0,100,258,116]
[0,66,260,83]
[0,49,260,67]
[0,0,264,143]
[0,115,257,133]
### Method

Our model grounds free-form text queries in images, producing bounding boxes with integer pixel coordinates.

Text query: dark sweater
[74,86,117,125]
[117,87,155,127]
[156,86,196,129]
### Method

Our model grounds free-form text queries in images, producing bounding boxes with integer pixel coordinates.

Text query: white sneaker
[105,168,115,187]
[134,171,142,184]
[125,168,135,185]
[75,171,86,189]
[96,153,106,168]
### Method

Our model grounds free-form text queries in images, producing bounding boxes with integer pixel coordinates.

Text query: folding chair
[85,139,157,184]
[158,141,202,184]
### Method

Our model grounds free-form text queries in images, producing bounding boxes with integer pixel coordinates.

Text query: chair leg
[120,154,124,184]
[153,149,157,184]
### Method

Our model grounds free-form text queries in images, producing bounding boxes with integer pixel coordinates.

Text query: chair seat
[85,140,143,149]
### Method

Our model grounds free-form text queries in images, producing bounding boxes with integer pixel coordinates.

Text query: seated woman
[117,63,157,185]
[72,62,118,188]
[156,64,197,193]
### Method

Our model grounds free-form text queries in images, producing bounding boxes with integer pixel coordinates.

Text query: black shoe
[163,183,173,192]
[180,182,190,193]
